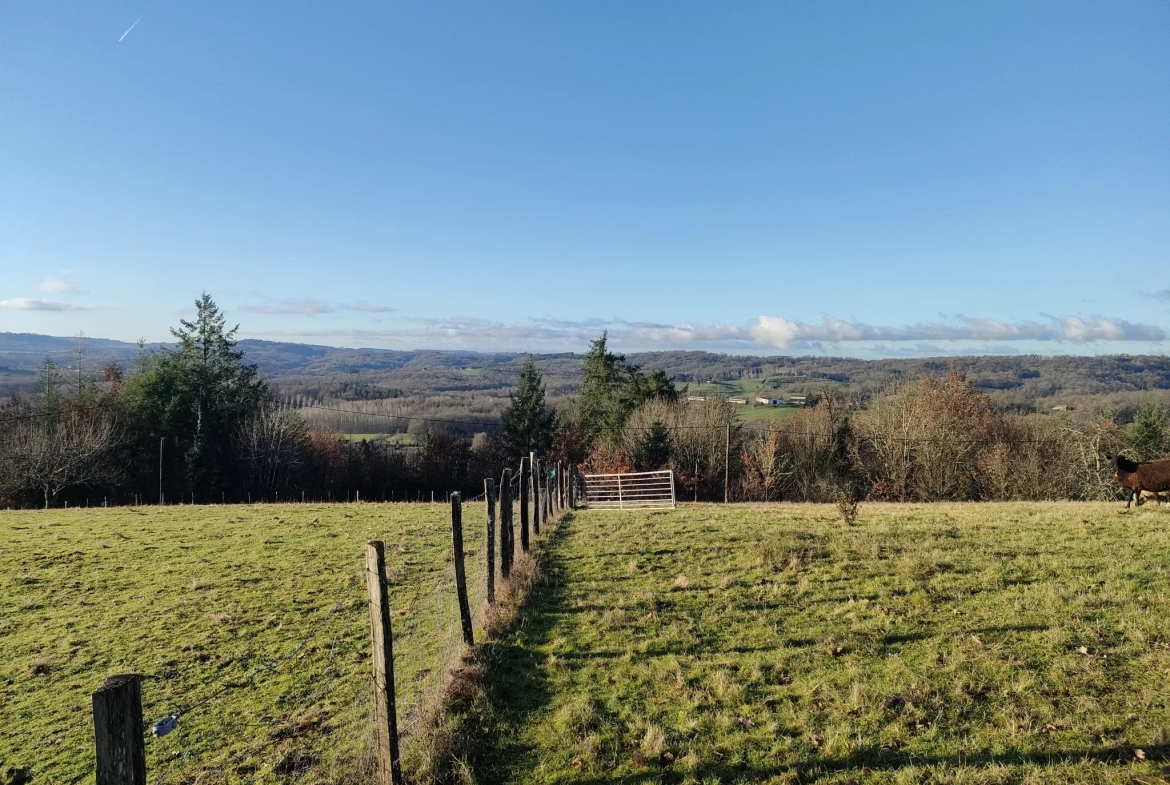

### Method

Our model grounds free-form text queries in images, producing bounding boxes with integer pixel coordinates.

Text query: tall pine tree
[501,357,556,459]
[126,294,267,499]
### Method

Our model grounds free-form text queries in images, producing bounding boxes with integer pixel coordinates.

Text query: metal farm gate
[579,470,676,510]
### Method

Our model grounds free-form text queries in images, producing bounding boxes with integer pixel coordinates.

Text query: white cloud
[0,298,92,311]
[242,312,1165,353]
[241,298,395,315]
[742,315,1165,349]
[40,274,81,295]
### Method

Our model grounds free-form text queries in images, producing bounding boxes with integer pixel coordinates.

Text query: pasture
[456,503,1170,784]
[0,503,490,784]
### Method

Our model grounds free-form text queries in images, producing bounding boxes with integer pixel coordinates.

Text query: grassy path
[459,503,1170,785]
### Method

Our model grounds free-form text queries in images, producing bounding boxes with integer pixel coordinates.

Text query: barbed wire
[150,586,371,784]
[142,575,364,745]
[0,387,1132,453]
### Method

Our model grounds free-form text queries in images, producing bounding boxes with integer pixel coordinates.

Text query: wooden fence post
[531,454,541,538]
[519,457,530,543]
[724,422,731,504]
[450,492,474,646]
[568,464,577,509]
[365,541,404,785]
[93,674,146,785]
[558,461,564,512]
[484,478,496,604]
[500,468,513,579]
[524,460,533,552]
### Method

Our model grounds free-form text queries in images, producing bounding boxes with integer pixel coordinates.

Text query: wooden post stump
[93,674,146,785]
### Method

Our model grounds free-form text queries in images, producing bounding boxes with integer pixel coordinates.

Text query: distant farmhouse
[754,394,813,407]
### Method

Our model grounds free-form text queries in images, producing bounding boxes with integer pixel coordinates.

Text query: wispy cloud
[0,298,92,312]
[1146,290,1170,303]
[245,312,1167,354]
[240,298,395,316]
[40,273,82,295]
[742,315,1164,349]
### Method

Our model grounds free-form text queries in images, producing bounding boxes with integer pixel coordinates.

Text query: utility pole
[724,423,730,504]
[158,438,165,505]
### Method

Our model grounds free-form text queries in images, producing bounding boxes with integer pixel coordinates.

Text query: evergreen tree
[1130,402,1166,460]
[640,369,679,403]
[577,332,676,446]
[632,420,672,470]
[125,294,267,498]
[501,357,556,459]
[37,358,64,422]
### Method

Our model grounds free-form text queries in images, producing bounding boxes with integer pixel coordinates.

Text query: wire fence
[19,489,537,785]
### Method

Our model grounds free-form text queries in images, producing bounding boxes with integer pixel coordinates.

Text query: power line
[0,391,1129,448]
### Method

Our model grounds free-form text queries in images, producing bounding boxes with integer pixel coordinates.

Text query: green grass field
[339,433,418,445]
[0,502,491,784]
[684,379,807,423]
[458,503,1170,784]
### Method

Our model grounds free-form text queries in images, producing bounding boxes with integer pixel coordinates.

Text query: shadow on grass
[453,516,575,785]
[563,744,1170,784]
[449,516,1167,784]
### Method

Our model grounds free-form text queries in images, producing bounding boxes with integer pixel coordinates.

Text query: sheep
[1114,455,1170,508]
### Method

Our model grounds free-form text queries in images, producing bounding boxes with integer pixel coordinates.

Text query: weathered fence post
[531,454,541,538]
[522,461,532,552]
[519,457,531,543]
[724,422,731,504]
[500,468,514,579]
[450,492,474,646]
[365,541,404,785]
[568,464,577,509]
[545,463,552,518]
[558,461,564,512]
[93,674,146,785]
[484,478,496,604]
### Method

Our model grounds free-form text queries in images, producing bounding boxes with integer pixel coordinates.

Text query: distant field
[461,502,1170,784]
[685,379,810,423]
[339,432,417,445]
[0,503,489,784]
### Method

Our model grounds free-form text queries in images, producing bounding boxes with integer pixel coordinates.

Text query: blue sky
[1,1,1168,357]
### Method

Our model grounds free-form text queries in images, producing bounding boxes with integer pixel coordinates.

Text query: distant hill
[3,331,1169,413]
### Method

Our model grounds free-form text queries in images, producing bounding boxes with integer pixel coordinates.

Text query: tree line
[1,297,1162,508]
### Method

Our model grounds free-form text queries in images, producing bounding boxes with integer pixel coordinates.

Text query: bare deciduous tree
[236,404,309,491]
[0,408,125,508]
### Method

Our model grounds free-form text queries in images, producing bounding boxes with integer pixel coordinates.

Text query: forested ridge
[4,300,1170,509]
[5,331,1170,411]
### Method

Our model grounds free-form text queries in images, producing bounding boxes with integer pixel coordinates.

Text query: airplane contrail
[119,13,145,41]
